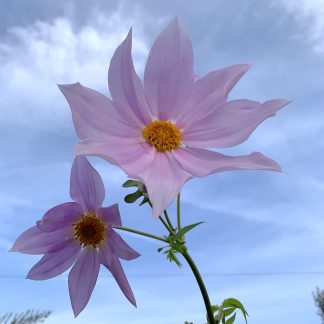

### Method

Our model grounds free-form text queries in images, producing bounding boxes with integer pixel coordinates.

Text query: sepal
[122,179,151,206]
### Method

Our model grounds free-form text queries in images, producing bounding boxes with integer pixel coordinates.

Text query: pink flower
[59,19,289,218]
[11,156,140,317]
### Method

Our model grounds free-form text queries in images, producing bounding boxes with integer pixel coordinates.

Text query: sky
[1,0,324,323]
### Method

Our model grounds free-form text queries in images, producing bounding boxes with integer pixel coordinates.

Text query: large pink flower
[11,156,140,317]
[59,19,289,218]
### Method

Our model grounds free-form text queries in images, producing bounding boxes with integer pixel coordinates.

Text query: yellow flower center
[74,215,105,247]
[143,120,181,151]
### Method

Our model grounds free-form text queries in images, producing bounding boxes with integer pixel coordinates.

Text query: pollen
[74,215,105,247]
[143,120,181,151]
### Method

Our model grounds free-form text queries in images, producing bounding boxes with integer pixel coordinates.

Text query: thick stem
[182,249,215,324]
[113,226,168,243]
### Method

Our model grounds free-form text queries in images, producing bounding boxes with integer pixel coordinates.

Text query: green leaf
[223,298,248,323]
[211,305,219,313]
[172,222,204,241]
[166,250,182,267]
[124,190,142,203]
[223,307,235,317]
[225,313,236,324]
[169,240,186,253]
[139,196,149,206]
[122,180,139,188]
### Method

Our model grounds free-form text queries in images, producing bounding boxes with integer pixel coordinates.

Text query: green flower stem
[181,249,215,324]
[147,201,174,234]
[113,226,168,243]
[163,210,175,232]
[177,193,181,233]
[158,216,173,234]
[176,193,214,322]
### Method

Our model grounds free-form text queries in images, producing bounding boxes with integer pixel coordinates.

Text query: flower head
[11,156,140,317]
[59,18,289,218]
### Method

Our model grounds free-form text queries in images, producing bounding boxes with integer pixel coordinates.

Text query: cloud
[271,0,324,53]
[0,7,150,130]
[182,171,324,232]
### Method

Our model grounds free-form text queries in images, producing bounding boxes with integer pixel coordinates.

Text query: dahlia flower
[59,19,289,218]
[11,156,140,316]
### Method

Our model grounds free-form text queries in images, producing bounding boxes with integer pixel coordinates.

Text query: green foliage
[122,179,151,206]
[157,241,184,267]
[124,190,142,203]
[158,222,203,268]
[172,222,204,242]
[0,309,51,324]
[122,180,139,188]
[209,298,248,324]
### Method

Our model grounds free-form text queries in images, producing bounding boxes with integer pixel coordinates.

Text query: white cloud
[182,171,324,233]
[0,8,150,130]
[272,0,324,53]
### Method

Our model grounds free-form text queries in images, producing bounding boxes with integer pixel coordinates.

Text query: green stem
[148,200,174,234]
[158,216,173,234]
[182,249,215,324]
[164,210,175,232]
[177,193,181,232]
[113,226,168,243]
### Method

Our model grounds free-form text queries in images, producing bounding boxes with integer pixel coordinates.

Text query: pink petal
[58,83,140,140]
[76,139,156,180]
[98,204,122,227]
[175,64,251,128]
[108,229,140,261]
[10,226,71,255]
[36,202,82,233]
[172,147,281,178]
[144,18,194,120]
[182,99,290,148]
[68,247,100,317]
[70,156,104,213]
[135,152,191,218]
[103,255,136,307]
[108,29,152,126]
[27,240,81,280]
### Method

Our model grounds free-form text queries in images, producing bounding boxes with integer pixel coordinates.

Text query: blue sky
[1,0,324,323]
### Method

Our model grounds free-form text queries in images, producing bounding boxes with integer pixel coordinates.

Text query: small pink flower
[59,18,289,218]
[11,156,140,317]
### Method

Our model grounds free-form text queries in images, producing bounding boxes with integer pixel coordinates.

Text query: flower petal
[98,204,122,227]
[135,152,191,218]
[175,64,251,128]
[144,18,194,120]
[27,240,81,280]
[108,29,152,126]
[98,239,113,267]
[182,99,290,148]
[70,156,105,213]
[36,202,82,233]
[76,138,156,179]
[10,226,71,255]
[58,83,139,140]
[108,229,140,261]
[172,147,281,178]
[103,255,136,307]
[68,247,100,317]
